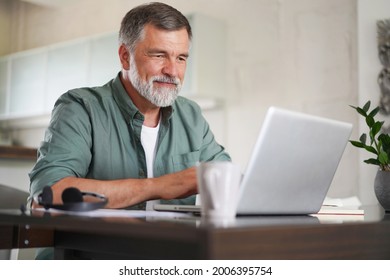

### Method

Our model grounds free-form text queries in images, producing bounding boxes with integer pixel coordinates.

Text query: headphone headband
[36,186,108,212]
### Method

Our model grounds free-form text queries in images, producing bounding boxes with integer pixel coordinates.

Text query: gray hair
[119,2,192,53]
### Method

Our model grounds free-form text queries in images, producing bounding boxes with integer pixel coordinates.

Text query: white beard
[129,56,181,107]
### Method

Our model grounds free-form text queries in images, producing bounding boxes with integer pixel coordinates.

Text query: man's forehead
[137,24,190,51]
[141,24,190,40]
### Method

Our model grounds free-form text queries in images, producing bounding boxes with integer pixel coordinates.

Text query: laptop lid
[154,107,352,216]
[236,107,352,215]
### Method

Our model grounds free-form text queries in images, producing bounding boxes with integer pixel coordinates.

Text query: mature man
[29,2,230,210]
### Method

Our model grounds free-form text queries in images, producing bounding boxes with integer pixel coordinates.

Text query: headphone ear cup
[38,186,53,208]
[37,186,107,212]
[62,187,83,203]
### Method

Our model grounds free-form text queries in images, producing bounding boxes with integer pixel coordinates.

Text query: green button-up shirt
[29,74,231,209]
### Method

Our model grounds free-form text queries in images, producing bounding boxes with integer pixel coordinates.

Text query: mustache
[151,76,181,86]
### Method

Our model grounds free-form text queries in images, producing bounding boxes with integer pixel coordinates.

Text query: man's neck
[120,73,161,128]
[143,108,161,128]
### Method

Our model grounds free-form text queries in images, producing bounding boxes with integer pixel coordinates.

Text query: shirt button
[139,170,145,177]
[135,113,143,121]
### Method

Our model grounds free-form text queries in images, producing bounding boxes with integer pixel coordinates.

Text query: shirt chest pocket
[171,150,201,172]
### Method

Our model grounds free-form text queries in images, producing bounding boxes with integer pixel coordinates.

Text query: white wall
[1,0,361,199]
[221,0,358,199]
[357,0,390,206]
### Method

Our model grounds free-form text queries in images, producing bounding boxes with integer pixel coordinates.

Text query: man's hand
[153,167,198,200]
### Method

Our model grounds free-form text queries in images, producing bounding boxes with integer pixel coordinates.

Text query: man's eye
[150,54,164,59]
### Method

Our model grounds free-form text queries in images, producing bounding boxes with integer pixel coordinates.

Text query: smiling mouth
[152,77,180,89]
[154,80,177,87]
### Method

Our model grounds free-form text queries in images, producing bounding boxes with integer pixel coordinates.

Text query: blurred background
[0,0,389,209]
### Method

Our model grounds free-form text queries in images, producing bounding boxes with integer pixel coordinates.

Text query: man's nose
[162,59,179,77]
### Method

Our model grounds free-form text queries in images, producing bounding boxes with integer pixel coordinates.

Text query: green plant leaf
[349,140,365,148]
[369,106,380,117]
[359,133,367,144]
[364,158,380,165]
[378,140,383,152]
[366,115,375,127]
[362,101,371,112]
[371,121,384,138]
[379,134,390,155]
[379,151,389,165]
[364,145,378,154]
[349,140,378,154]
[356,107,367,117]
[379,133,390,143]
[349,101,390,169]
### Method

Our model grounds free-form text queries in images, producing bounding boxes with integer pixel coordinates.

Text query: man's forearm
[32,167,198,209]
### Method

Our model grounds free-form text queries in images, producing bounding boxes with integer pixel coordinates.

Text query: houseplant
[350,100,390,212]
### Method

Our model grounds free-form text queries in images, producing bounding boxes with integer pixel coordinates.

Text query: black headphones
[36,186,108,212]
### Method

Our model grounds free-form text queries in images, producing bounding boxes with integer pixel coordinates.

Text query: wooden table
[0,209,389,259]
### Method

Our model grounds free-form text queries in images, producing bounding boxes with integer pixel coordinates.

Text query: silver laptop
[154,106,353,215]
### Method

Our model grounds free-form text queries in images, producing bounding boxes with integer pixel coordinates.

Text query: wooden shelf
[0,146,37,160]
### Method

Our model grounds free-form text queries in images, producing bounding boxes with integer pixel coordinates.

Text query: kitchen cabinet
[0,14,226,125]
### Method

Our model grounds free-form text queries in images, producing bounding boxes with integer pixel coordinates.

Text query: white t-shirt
[140,121,160,210]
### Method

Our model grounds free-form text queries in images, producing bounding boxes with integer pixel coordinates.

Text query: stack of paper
[312,196,364,222]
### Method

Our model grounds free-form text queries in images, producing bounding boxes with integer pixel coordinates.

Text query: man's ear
[119,44,130,70]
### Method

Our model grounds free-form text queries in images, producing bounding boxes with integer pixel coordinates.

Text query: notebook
[154,106,353,215]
